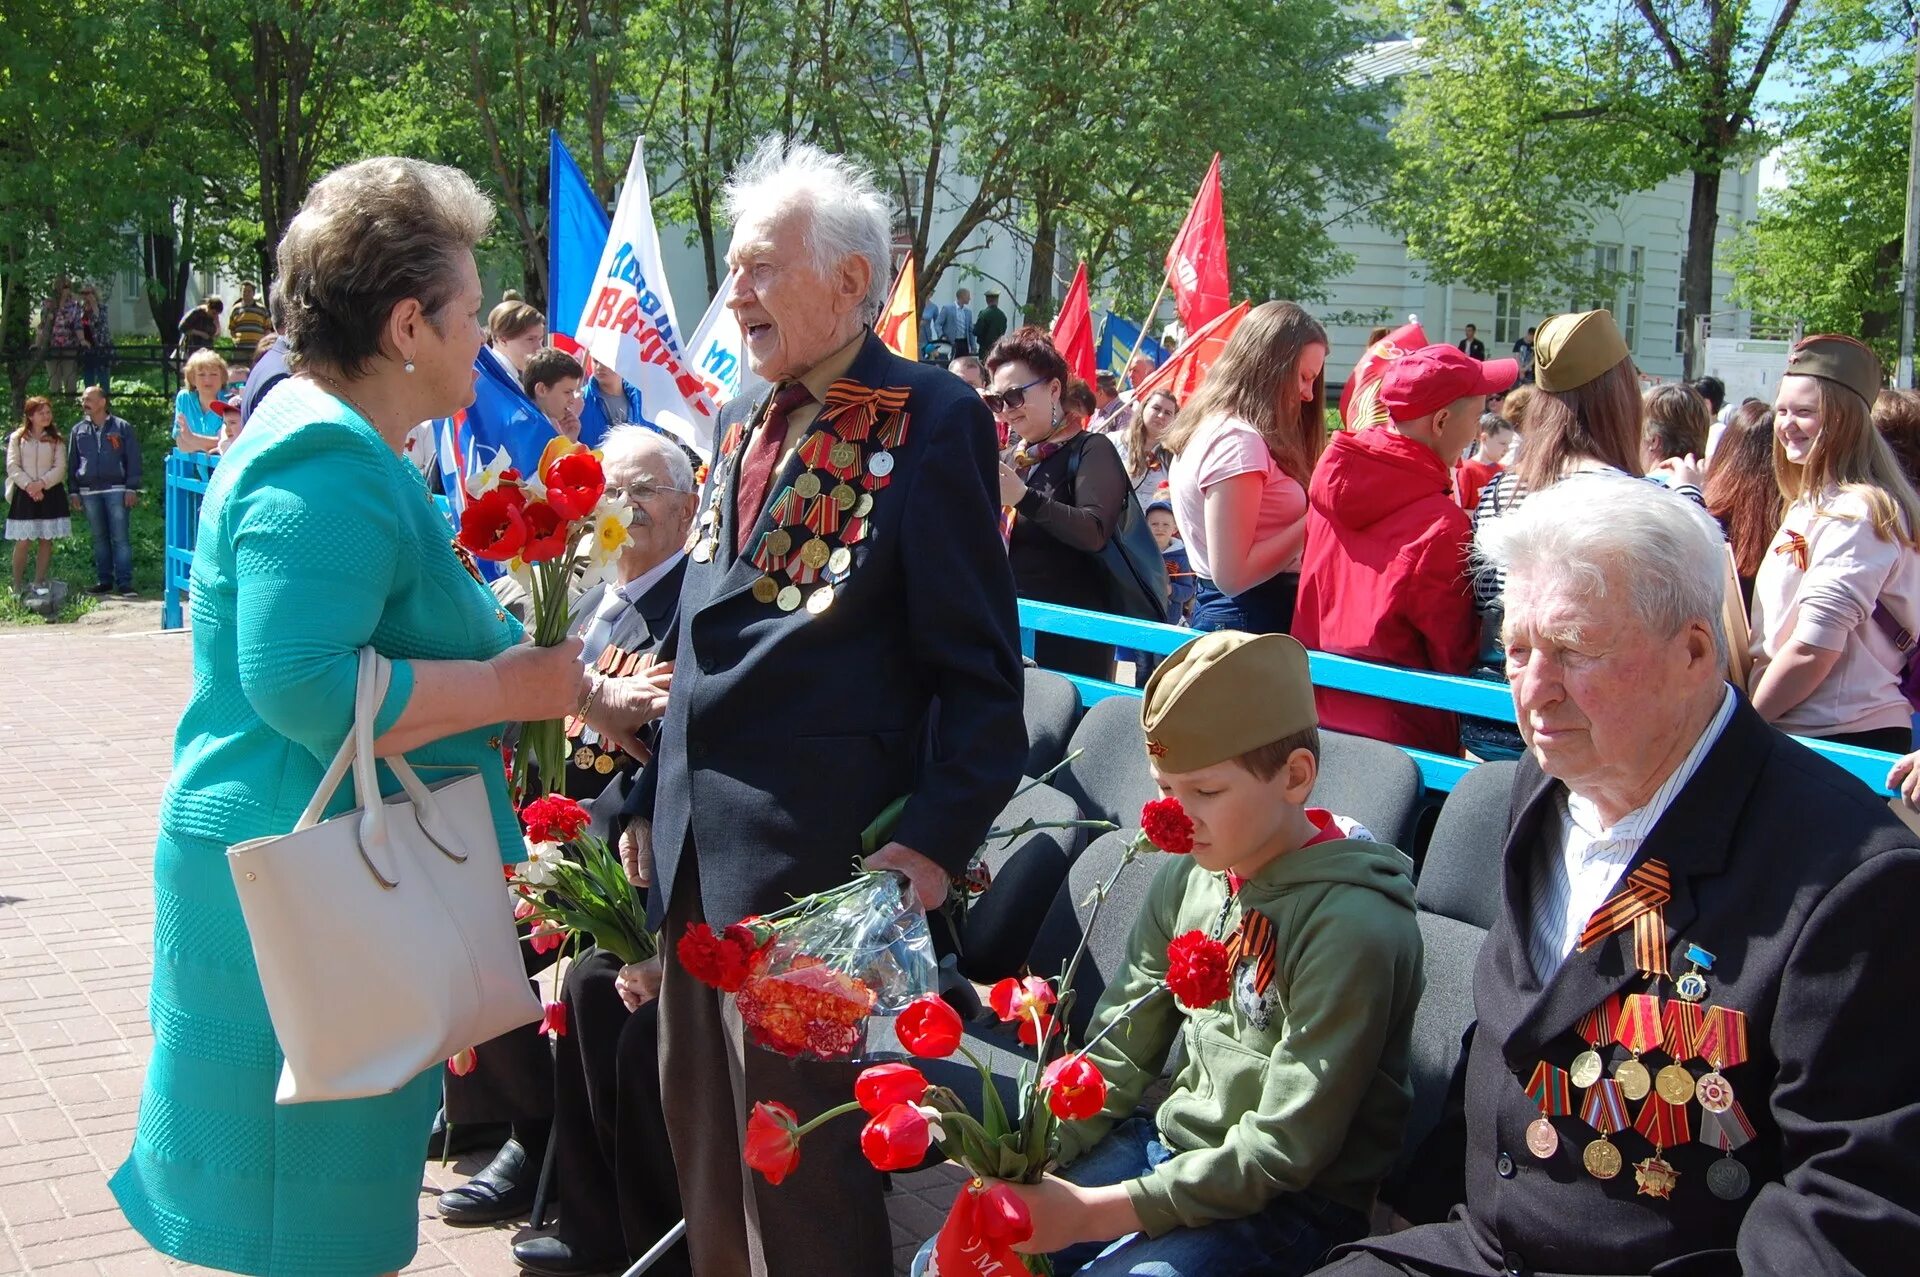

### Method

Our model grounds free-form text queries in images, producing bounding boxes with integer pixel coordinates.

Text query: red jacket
[1294,428,1479,755]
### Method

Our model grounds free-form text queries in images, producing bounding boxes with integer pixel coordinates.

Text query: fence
[160,450,1905,796]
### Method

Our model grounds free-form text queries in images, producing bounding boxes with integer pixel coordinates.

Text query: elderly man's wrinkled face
[603,442,698,577]
[1503,571,1717,816]
[726,210,869,383]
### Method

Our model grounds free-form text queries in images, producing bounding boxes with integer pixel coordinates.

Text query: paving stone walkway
[0,629,963,1275]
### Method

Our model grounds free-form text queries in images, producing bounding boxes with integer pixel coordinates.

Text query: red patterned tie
[735,381,814,554]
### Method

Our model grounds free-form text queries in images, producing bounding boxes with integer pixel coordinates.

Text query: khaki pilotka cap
[1533,310,1632,392]
[1785,334,1883,411]
[1141,631,1317,773]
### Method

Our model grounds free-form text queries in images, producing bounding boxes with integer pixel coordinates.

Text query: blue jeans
[81,490,133,590]
[1047,1118,1367,1276]
[1189,572,1298,636]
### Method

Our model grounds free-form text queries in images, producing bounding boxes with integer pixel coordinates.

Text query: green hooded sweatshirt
[1055,819,1423,1236]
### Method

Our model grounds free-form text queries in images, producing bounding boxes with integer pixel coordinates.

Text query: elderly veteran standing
[106,159,613,1277]
[620,139,1026,1277]
[1324,473,1920,1277]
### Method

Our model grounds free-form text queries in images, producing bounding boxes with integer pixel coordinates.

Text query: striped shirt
[1525,685,1735,981]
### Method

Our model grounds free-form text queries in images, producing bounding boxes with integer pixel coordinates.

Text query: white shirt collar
[616,549,686,607]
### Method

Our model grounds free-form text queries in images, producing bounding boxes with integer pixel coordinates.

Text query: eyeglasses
[612,481,692,504]
[983,375,1047,415]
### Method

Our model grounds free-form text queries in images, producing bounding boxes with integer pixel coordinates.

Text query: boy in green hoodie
[1006,630,1424,1275]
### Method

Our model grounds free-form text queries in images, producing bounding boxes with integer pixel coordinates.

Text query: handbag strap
[1872,599,1917,656]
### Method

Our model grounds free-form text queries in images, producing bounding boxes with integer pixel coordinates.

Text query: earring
[403,360,416,373]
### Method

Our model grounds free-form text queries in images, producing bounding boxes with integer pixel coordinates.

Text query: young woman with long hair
[1164,300,1328,633]
[1749,335,1920,751]
[1704,399,1781,607]
[6,397,71,595]
[1122,388,1178,504]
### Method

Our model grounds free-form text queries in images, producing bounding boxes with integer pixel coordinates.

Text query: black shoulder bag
[1067,439,1170,624]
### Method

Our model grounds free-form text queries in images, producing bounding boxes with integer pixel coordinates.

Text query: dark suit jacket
[628,331,1025,929]
[1347,696,1920,1276]
[573,558,685,836]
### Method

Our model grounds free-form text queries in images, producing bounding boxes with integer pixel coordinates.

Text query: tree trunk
[1025,202,1058,325]
[1681,165,1723,380]
[2,244,30,416]
[143,224,191,355]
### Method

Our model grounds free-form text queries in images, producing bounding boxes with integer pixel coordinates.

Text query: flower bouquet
[680,868,939,1061]
[455,439,635,798]
[740,798,1222,1275]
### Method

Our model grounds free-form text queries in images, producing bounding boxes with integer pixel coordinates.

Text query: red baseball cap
[1379,344,1519,424]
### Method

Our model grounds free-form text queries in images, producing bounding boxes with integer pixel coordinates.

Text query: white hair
[601,424,695,494]
[1476,473,1728,662]
[724,138,892,325]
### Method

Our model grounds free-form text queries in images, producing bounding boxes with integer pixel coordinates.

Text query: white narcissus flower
[465,445,516,499]
[588,497,635,572]
[519,841,563,887]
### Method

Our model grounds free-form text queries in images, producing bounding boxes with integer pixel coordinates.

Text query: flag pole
[1123,272,1171,380]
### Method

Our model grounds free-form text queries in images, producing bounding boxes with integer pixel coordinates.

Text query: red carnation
[859,1102,931,1172]
[1165,930,1233,1009]
[521,794,590,844]
[1141,797,1194,854]
[518,500,571,563]
[1042,1054,1107,1121]
[677,922,759,993]
[895,994,964,1058]
[456,486,529,562]
[855,1061,929,1115]
[543,446,607,521]
[743,1100,802,1185]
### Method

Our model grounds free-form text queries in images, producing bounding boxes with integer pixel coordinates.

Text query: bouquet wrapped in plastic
[680,869,937,1061]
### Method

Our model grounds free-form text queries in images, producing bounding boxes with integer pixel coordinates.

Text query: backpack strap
[1871,600,1916,654]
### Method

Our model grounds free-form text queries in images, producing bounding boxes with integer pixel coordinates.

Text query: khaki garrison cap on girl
[1784,334,1884,411]
[1533,310,1632,393]
[1140,631,1317,773]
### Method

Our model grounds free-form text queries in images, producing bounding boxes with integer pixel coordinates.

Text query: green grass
[5,368,172,624]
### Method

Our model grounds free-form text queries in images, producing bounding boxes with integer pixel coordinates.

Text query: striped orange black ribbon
[1614,992,1665,1056]
[1576,861,1671,953]
[1774,529,1810,570]
[1223,908,1276,996]
[1632,910,1671,978]
[1663,1000,1704,1061]
[1576,994,1623,1048]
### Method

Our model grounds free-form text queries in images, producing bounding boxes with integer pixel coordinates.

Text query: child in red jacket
[1294,346,1518,754]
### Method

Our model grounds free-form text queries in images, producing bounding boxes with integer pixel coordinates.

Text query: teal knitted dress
[110,380,524,1275]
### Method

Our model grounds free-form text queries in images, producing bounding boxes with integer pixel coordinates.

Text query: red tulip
[1141,797,1195,854]
[543,446,607,521]
[447,1046,478,1077]
[539,1000,568,1038]
[518,500,570,563]
[456,487,529,562]
[1015,1010,1052,1048]
[855,1062,929,1115]
[859,1102,931,1172]
[530,921,566,955]
[743,1100,802,1185]
[1042,1054,1107,1121]
[895,994,964,1058]
[988,976,1056,1047]
[975,1180,1033,1246]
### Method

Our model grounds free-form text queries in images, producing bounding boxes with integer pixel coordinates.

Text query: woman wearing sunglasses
[1165,300,1329,634]
[988,326,1130,678]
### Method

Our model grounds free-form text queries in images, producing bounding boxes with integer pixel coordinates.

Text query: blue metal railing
[1014,599,1905,797]
[163,450,218,630]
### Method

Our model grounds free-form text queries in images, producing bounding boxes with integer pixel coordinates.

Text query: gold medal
[1583,1138,1622,1180]
[799,537,831,570]
[806,584,836,615]
[831,483,857,511]
[1614,1058,1651,1102]
[1569,1050,1603,1090]
[1525,1117,1559,1159]
[765,528,793,558]
[794,472,822,500]
[1654,1064,1696,1106]
[776,585,802,612]
[572,747,595,769]
[828,546,853,575]
[854,492,874,517]
[594,753,616,774]
[752,575,781,604]
[1633,1154,1680,1200]
[830,440,859,470]
[691,539,715,563]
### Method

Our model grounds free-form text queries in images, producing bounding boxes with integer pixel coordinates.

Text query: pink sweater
[1750,487,1920,737]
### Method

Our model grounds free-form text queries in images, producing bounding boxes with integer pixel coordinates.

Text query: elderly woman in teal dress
[108,158,596,1276]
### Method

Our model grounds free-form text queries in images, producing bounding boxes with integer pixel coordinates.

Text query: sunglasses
[983,375,1047,415]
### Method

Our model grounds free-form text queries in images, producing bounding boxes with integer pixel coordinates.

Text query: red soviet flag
[1131,301,1250,405]
[1165,154,1229,333]
[1052,262,1097,384]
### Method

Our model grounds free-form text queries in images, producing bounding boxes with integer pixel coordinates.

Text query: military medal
[830,440,860,472]
[1675,943,1715,1003]
[868,450,895,478]
[1571,994,1621,1090]
[828,546,853,576]
[692,539,715,563]
[1693,1005,1749,1116]
[1698,1096,1756,1201]
[793,472,822,500]
[798,537,831,571]
[573,747,595,770]
[594,754,616,775]
[805,584,835,615]
[1523,1062,1572,1159]
[854,492,874,518]
[1656,999,1704,1105]
[1705,1157,1751,1201]
[1634,1154,1681,1200]
[1612,993,1664,1102]
[831,482,857,512]
[776,585,802,612]
[752,576,781,604]
[1579,1078,1629,1180]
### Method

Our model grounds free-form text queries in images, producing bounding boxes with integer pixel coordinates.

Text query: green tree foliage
[1727,1,1914,361]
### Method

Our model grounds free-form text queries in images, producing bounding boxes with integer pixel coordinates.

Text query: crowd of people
[81,132,1920,1277]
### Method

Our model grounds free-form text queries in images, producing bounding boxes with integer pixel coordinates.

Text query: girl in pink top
[1165,301,1327,634]
[1750,335,1920,752]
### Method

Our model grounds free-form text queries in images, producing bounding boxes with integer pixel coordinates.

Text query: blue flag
[548,131,611,344]
[1097,312,1168,377]
[434,350,560,523]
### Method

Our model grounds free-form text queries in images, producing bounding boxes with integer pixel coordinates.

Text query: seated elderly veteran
[1325,473,1920,1277]
[436,424,692,1230]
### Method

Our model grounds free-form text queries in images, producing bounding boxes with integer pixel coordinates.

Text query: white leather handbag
[229,647,542,1104]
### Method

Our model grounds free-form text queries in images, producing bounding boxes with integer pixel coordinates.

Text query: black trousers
[553,949,690,1274]
[444,919,557,1128]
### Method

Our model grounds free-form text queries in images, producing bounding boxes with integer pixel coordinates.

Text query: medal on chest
[1221,899,1277,1029]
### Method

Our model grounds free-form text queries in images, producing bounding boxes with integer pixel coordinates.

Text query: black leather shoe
[437,1139,541,1225]
[512,1235,623,1277]
[425,1110,511,1160]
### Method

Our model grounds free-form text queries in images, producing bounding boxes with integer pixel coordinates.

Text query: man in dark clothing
[67,386,141,596]
[975,290,1010,357]
[1458,323,1487,360]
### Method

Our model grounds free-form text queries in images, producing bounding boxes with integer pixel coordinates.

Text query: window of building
[1494,288,1521,345]
[1578,245,1620,314]
[1676,253,1689,354]
[1623,247,1643,351]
